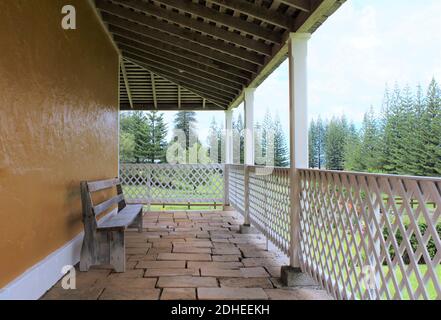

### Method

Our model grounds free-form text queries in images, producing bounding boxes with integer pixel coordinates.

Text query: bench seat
[80,178,144,273]
[97,204,143,231]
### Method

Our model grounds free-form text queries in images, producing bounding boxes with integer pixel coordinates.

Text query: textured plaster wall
[0,0,119,287]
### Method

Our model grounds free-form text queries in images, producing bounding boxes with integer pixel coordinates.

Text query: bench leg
[137,212,143,233]
[110,231,125,273]
[79,239,93,272]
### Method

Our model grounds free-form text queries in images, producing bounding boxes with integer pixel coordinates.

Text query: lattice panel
[228,164,245,215]
[119,164,224,204]
[248,167,291,256]
[299,169,441,300]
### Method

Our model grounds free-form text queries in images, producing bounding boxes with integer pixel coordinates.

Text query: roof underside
[94,0,345,111]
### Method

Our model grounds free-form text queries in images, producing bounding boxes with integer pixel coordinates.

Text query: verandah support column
[241,88,256,233]
[281,32,316,286]
[223,110,234,209]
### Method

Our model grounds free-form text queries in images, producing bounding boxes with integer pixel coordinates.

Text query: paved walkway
[42,210,331,300]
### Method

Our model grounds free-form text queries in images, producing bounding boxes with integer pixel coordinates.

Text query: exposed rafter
[206,0,293,29]
[125,56,232,105]
[119,57,133,109]
[107,0,272,55]
[95,3,264,65]
[152,0,282,44]
[110,26,251,81]
[114,36,246,86]
[279,0,311,12]
[150,72,158,109]
[94,0,346,110]
[122,49,239,97]
[105,17,258,73]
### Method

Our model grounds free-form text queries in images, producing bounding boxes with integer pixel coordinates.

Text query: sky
[154,0,441,143]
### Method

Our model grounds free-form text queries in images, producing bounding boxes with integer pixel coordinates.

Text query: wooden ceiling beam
[114,36,247,86]
[152,0,282,44]
[106,0,272,55]
[119,57,134,109]
[207,0,293,29]
[279,0,311,12]
[121,47,241,95]
[125,56,233,105]
[120,103,224,111]
[110,26,251,81]
[97,7,264,66]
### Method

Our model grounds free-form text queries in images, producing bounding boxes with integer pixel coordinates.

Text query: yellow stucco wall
[0,0,119,288]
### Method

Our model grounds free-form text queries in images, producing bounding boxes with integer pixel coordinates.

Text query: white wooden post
[241,88,255,232]
[225,110,233,164]
[244,88,255,166]
[224,110,233,208]
[282,33,314,286]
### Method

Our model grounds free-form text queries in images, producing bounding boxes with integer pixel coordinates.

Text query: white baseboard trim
[0,210,117,300]
[0,231,84,300]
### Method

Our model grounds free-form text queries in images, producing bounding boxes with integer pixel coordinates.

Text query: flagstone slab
[197,287,268,300]
[126,248,149,255]
[136,260,186,269]
[41,286,104,300]
[201,268,242,278]
[161,288,196,300]
[107,269,144,279]
[172,246,212,254]
[240,267,270,278]
[242,258,282,267]
[97,277,157,289]
[144,268,199,277]
[219,278,274,289]
[99,288,160,300]
[265,266,281,278]
[212,255,241,262]
[212,247,241,255]
[187,261,243,269]
[148,247,172,254]
[264,289,333,300]
[157,276,218,288]
[158,253,212,261]
[241,250,275,258]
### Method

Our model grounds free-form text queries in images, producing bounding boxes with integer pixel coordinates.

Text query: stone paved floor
[41,210,332,300]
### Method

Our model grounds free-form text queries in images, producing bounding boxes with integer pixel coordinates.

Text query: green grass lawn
[349,265,441,300]
[382,264,441,300]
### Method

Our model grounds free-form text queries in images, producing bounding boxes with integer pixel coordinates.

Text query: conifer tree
[359,107,382,172]
[273,116,289,167]
[233,113,244,164]
[325,116,349,170]
[420,79,441,176]
[309,119,318,168]
[146,111,168,163]
[130,111,150,163]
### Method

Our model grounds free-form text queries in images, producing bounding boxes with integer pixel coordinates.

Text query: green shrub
[383,223,440,264]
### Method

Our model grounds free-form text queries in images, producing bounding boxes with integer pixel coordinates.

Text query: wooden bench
[79,178,143,272]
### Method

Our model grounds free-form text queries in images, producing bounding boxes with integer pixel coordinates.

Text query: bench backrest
[80,178,126,223]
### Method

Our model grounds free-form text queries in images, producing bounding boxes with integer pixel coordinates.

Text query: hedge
[383,223,441,264]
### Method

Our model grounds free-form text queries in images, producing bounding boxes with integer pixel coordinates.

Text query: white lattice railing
[227,164,246,215]
[226,165,291,255]
[248,166,291,256]
[299,169,441,300]
[119,163,224,204]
